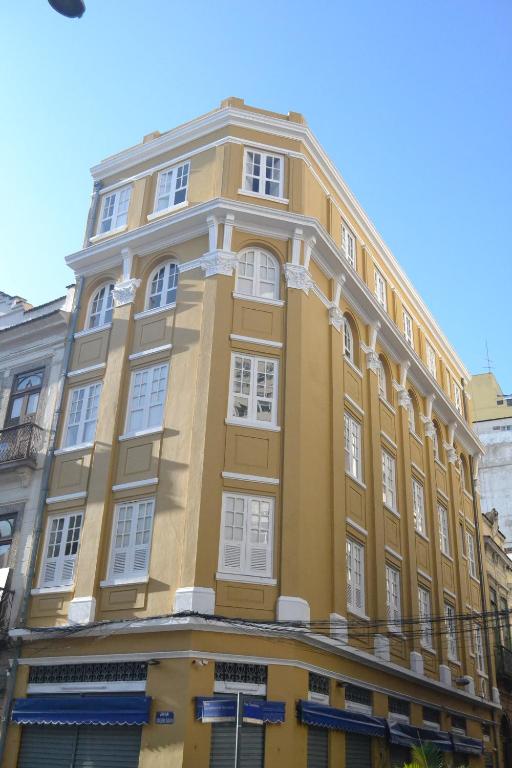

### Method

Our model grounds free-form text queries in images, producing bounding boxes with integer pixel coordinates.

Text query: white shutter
[246,497,273,577]
[131,500,154,574]
[40,513,82,588]
[108,500,155,582]
[346,540,353,609]
[221,495,246,572]
[347,539,364,614]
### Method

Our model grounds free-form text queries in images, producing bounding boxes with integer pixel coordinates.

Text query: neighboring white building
[0,288,73,696]
[470,373,512,548]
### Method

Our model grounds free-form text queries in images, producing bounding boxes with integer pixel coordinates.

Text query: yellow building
[2,98,501,767]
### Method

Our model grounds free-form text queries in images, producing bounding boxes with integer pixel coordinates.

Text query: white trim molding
[276,596,310,622]
[46,491,87,505]
[67,363,106,378]
[221,471,279,486]
[112,478,159,493]
[173,587,216,615]
[74,323,112,339]
[229,334,283,349]
[128,344,173,361]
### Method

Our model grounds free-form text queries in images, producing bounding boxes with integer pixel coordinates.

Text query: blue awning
[297,701,386,736]
[195,698,237,723]
[243,701,285,724]
[451,733,484,755]
[11,696,151,726]
[387,722,453,752]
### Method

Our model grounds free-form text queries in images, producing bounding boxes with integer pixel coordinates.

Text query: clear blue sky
[1,1,510,385]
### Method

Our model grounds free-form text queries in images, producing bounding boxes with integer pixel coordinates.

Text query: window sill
[410,430,424,445]
[379,396,396,415]
[216,572,277,586]
[383,502,399,517]
[237,189,289,205]
[118,427,164,442]
[90,225,127,243]
[147,200,189,221]
[447,657,461,666]
[344,357,363,379]
[344,393,364,417]
[421,644,436,655]
[232,292,285,308]
[31,586,74,595]
[74,323,112,339]
[345,472,366,490]
[133,303,176,321]
[100,576,149,588]
[434,458,447,472]
[347,609,370,621]
[415,531,430,543]
[470,574,480,584]
[54,443,94,456]
[441,551,454,563]
[224,418,281,432]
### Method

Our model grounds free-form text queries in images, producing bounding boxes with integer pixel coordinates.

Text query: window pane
[9,397,23,420]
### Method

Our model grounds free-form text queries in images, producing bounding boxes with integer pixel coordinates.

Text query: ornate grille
[309,672,330,696]
[423,706,440,725]
[28,661,148,685]
[345,684,372,706]
[389,697,410,717]
[214,662,267,685]
[0,423,43,465]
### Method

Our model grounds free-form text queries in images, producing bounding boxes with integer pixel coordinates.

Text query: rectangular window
[344,413,362,481]
[374,268,387,310]
[228,353,278,427]
[155,162,190,212]
[426,342,437,380]
[346,538,365,615]
[381,450,397,511]
[423,707,440,728]
[418,586,432,648]
[453,381,463,415]
[126,363,169,434]
[219,493,274,579]
[438,504,450,556]
[341,223,356,268]
[474,624,485,673]
[451,715,466,734]
[403,310,414,348]
[466,531,477,577]
[64,382,102,448]
[107,498,155,583]
[40,512,82,588]
[412,479,426,535]
[386,564,401,632]
[389,697,410,720]
[445,603,458,661]
[243,149,283,198]
[98,186,131,234]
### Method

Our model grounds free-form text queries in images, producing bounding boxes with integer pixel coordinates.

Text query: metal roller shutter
[238,720,265,768]
[390,743,410,766]
[307,726,328,768]
[75,725,142,767]
[17,726,77,768]
[209,722,236,768]
[345,732,372,767]
[209,695,265,768]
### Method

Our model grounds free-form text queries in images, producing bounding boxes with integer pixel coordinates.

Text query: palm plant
[402,742,445,768]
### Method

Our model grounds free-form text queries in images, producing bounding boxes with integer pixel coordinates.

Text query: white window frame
[426,342,437,380]
[242,148,284,199]
[87,282,114,330]
[474,624,485,673]
[235,249,280,301]
[381,450,397,512]
[466,531,477,577]
[343,319,354,363]
[374,268,387,310]
[218,492,274,580]
[407,397,416,434]
[228,353,279,428]
[146,261,179,310]
[346,538,365,616]
[377,359,387,400]
[418,586,432,649]
[413,479,426,535]
[125,363,169,435]
[438,504,450,556]
[453,381,463,415]
[97,185,131,234]
[341,222,356,268]
[403,309,414,348]
[39,511,83,588]
[344,412,362,481]
[154,161,190,213]
[386,564,401,632]
[445,603,458,661]
[107,498,155,584]
[63,381,102,448]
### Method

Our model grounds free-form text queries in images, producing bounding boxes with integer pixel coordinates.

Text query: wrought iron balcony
[496,644,512,684]
[0,422,43,468]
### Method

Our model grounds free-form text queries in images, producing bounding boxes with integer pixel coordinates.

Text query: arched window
[88,283,114,329]
[343,314,360,367]
[235,249,280,300]
[460,455,470,493]
[433,421,443,462]
[407,390,420,434]
[377,355,391,402]
[147,261,179,310]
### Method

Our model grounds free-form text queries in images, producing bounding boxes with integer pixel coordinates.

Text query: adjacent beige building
[3,99,501,767]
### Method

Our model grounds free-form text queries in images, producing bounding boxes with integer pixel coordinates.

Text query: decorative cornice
[366,348,381,374]
[444,443,458,464]
[397,387,412,409]
[201,249,238,277]
[112,277,141,307]
[422,417,436,440]
[328,304,344,332]
[283,263,313,294]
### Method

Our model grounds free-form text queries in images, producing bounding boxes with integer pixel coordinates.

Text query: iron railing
[0,423,43,466]
[496,644,512,684]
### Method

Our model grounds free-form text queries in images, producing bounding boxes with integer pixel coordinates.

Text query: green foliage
[401,742,445,768]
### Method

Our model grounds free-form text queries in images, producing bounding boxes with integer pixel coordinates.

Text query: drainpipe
[0,277,84,763]
[83,180,103,247]
[462,378,501,765]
